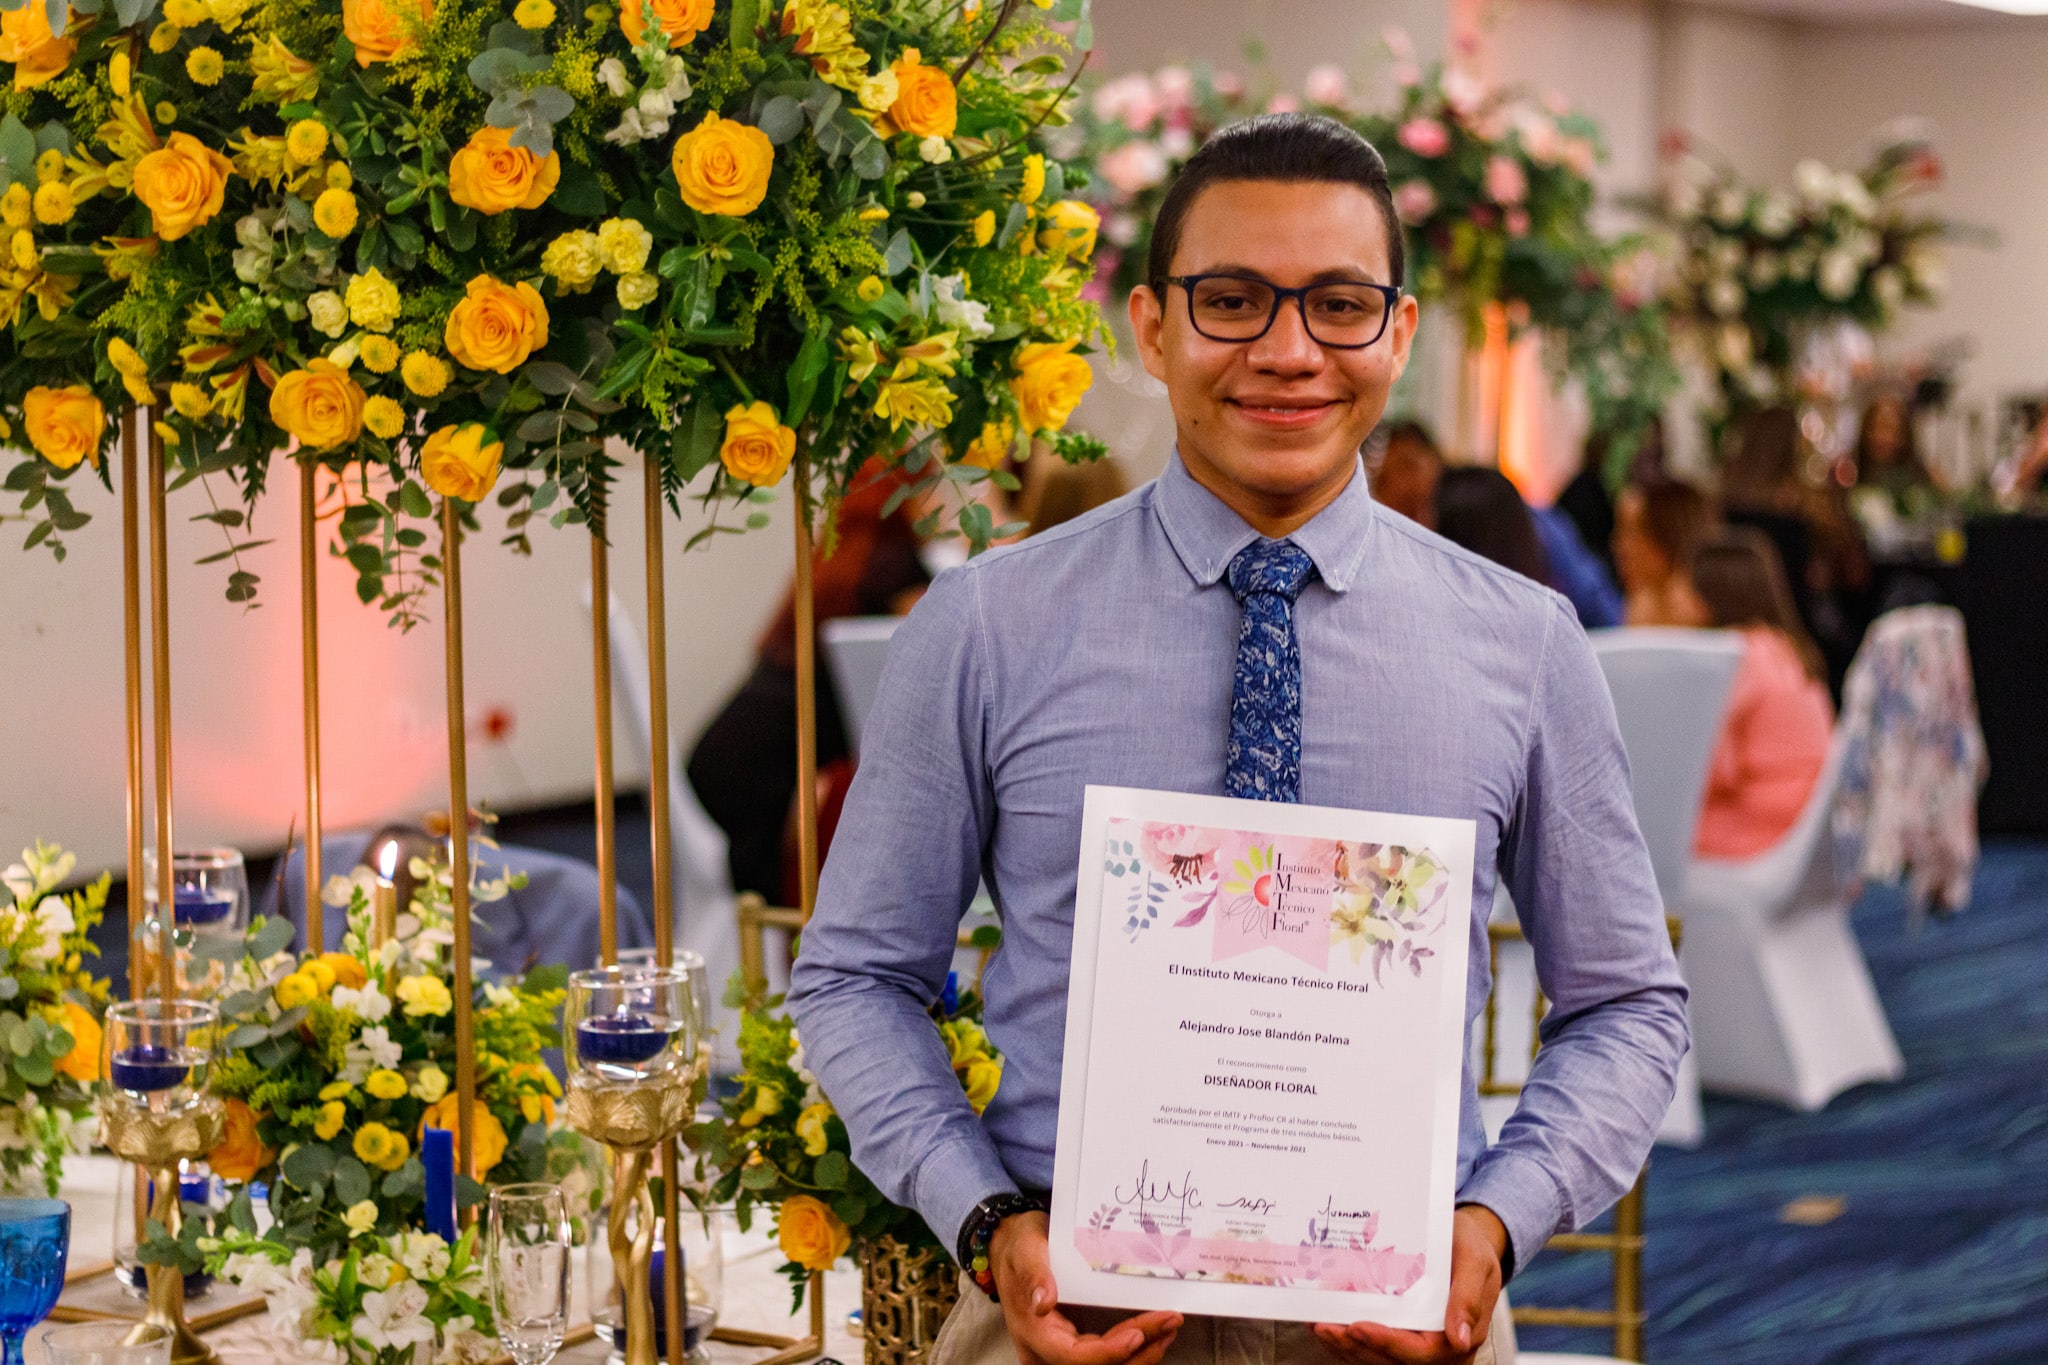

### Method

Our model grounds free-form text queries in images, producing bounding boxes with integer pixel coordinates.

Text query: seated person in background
[1529,499,1622,630]
[1433,464,1549,583]
[1690,528,1835,861]
[1613,478,1718,627]
[1016,447,1129,536]
[1850,389,1941,504]
[1366,417,1444,528]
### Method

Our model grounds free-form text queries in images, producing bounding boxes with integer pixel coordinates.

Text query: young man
[789,115,1688,1365]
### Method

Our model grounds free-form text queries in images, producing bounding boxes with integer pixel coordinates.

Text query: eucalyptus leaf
[757,96,804,146]
[813,1150,849,1189]
[333,1157,372,1206]
[522,361,581,397]
[850,132,887,181]
[282,1143,336,1189]
[881,228,912,277]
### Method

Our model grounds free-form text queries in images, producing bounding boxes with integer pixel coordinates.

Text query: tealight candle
[576,1013,674,1065]
[174,887,237,926]
[110,1044,189,1093]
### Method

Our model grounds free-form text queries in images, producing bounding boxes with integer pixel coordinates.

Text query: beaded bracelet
[957,1191,1050,1301]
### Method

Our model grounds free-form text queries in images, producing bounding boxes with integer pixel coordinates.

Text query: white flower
[1834,171,1876,218]
[1753,193,1795,238]
[481,982,517,1008]
[332,984,391,1023]
[605,108,651,146]
[358,1252,401,1287]
[438,1316,496,1364]
[1817,249,1861,301]
[658,54,691,101]
[343,1200,378,1237]
[637,88,675,122]
[857,68,899,112]
[918,135,952,165]
[390,1231,452,1282]
[232,246,272,284]
[344,1025,403,1082]
[1706,276,1745,319]
[28,895,72,964]
[932,274,992,339]
[355,1282,437,1354]
[1794,158,1835,205]
[616,272,658,310]
[1711,187,1747,228]
[307,291,347,338]
[1871,265,1905,312]
[597,57,631,97]
[327,338,359,369]
[321,869,373,909]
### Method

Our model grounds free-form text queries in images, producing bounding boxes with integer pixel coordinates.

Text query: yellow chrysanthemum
[362,395,404,438]
[314,1101,346,1140]
[313,187,358,238]
[33,148,63,184]
[285,119,329,165]
[400,351,449,397]
[32,182,72,226]
[0,184,29,229]
[185,47,224,85]
[854,275,883,303]
[326,162,353,190]
[972,209,995,247]
[364,1069,408,1101]
[169,382,212,419]
[148,23,180,53]
[513,0,554,26]
[360,335,399,373]
[164,0,207,24]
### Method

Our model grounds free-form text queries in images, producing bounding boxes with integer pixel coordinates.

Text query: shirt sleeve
[1459,597,1692,1272]
[786,566,1018,1252]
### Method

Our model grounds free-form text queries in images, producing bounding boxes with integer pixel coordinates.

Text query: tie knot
[1227,538,1317,605]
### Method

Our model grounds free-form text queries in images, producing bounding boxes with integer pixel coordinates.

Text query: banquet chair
[1680,735,1905,1110]
[736,892,997,996]
[1481,918,1664,1364]
[590,589,745,1071]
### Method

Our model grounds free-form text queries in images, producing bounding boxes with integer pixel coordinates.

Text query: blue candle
[111,1045,188,1093]
[422,1126,455,1243]
[173,888,236,926]
[615,1241,698,1356]
[576,1013,673,1065]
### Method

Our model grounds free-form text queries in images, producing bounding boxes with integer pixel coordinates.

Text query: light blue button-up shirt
[788,452,1688,1274]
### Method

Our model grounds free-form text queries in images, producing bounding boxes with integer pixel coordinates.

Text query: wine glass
[0,1199,69,1365]
[101,999,218,1116]
[39,1321,171,1365]
[487,1184,571,1365]
[564,966,697,1085]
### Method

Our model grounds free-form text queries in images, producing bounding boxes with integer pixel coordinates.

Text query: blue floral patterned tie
[1225,539,1318,803]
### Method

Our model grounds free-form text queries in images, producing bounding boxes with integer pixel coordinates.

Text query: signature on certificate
[1113,1158,1202,1226]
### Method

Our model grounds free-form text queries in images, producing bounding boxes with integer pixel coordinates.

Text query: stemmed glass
[139,848,249,998]
[39,1321,171,1365]
[564,965,697,1084]
[487,1184,571,1365]
[0,1199,69,1365]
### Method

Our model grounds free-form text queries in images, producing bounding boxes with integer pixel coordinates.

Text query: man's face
[1130,179,1418,522]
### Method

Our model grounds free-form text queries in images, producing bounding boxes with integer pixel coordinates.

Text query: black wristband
[956,1191,1049,1301]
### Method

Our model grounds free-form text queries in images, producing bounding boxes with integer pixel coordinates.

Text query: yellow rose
[961,419,1013,471]
[207,1098,275,1182]
[320,952,368,991]
[419,422,504,503]
[286,119,329,165]
[132,132,232,241]
[615,272,658,310]
[444,274,549,373]
[352,1121,411,1172]
[448,125,561,215]
[270,359,367,450]
[345,267,401,331]
[1010,339,1093,434]
[54,1000,100,1083]
[343,1199,379,1236]
[595,216,652,274]
[313,187,359,237]
[776,1195,851,1272]
[342,0,432,65]
[1038,200,1100,260]
[363,395,404,438]
[394,973,453,1018]
[169,382,212,420]
[23,385,105,470]
[360,336,400,374]
[0,3,74,91]
[619,0,713,49]
[671,113,774,218]
[419,1095,507,1178]
[314,1100,347,1140]
[964,1057,1001,1114]
[795,1102,833,1157]
[365,1069,409,1101]
[400,351,450,397]
[274,971,320,1010]
[887,49,956,139]
[719,401,795,487]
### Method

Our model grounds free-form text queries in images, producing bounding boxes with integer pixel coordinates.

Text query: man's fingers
[1019,1308,1183,1365]
[1311,1322,1398,1363]
[1344,1322,1458,1364]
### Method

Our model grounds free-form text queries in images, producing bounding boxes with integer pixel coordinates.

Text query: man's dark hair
[1146,113,1405,294]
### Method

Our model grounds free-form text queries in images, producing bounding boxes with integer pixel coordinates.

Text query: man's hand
[991,1211,1183,1365]
[1309,1205,1508,1364]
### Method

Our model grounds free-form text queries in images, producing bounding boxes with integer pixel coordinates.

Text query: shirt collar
[1153,448,1377,593]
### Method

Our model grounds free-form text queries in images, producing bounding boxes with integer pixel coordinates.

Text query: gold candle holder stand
[98,1100,226,1365]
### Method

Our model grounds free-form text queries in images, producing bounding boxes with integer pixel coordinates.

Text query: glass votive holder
[564,966,695,1086]
[101,999,218,1114]
[139,849,249,998]
[614,949,711,1054]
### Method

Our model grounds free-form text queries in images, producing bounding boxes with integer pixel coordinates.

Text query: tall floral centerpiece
[0,0,1106,606]
[0,841,111,1194]
[1658,130,1953,449]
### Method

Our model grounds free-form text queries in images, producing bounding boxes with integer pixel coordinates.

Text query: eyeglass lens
[1186,277,1392,347]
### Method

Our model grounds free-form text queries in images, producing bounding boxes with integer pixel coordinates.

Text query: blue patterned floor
[1512,840,2048,1364]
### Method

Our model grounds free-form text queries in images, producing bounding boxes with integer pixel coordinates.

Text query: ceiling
[1681,0,2042,23]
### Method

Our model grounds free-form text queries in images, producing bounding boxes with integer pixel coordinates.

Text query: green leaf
[813,1150,849,1189]
[757,96,804,145]
[281,1144,335,1190]
[881,228,912,277]
[674,399,722,481]
[739,1163,777,1191]
[249,916,296,960]
[782,326,830,429]
[382,1157,424,1199]
[333,1157,372,1206]
[553,161,605,217]
[13,1053,50,1086]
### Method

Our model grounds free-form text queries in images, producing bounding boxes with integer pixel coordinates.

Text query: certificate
[1049,785,1475,1330]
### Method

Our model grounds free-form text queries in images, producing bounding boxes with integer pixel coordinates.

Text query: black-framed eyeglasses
[1163,273,1402,349]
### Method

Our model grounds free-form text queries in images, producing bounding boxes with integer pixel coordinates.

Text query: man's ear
[1130,284,1168,385]
[1383,292,1420,388]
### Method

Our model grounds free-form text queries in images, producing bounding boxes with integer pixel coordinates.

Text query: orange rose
[342,0,432,66]
[22,385,105,470]
[448,125,561,215]
[444,274,550,373]
[887,48,956,139]
[54,1001,100,1084]
[776,1195,850,1272]
[132,132,233,241]
[418,1095,508,1178]
[269,360,367,450]
[0,3,73,90]
[619,0,714,49]
[719,401,795,487]
[207,1098,276,1183]
[419,422,504,503]
[671,113,774,218]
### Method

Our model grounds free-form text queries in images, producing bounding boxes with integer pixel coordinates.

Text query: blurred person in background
[1434,466,1549,583]
[1556,416,1667,580]
[1017,447,1131,536]
[1612,478,1719,627]
[1688,528,1834,860]
[1367,417,1445,528]
[1849,389,1942,504]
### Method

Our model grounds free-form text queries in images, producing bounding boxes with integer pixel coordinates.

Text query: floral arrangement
[689,970,1000,1303]
[0,840,110,1194]
[1658,129,1951,431]
[0,0,1106,621]
[141,850,577,1274]
[1064,35,1677,468]
[207,1225,495,1365]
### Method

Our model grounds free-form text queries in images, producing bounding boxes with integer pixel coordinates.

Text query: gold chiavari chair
[736,890,997,993]
[1480,917,1682,1363]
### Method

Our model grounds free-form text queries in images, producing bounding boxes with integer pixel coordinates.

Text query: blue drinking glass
[0,1199,69,1365]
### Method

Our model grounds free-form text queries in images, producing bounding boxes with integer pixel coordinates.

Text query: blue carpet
[1511,840,2048,1364]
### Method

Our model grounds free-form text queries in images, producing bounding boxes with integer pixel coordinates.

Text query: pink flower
[1442,66,1486,118]
[1383,25,1415,62]
[1099,140,1169,196]
[1104,211,1140,247]
[1517,110,1562,165]
[1392,62,1421,89]
[1213,70,1246,100]
[1392,179,1437,225]
[1266,93,1301,115]
[1397,118,1450,159]
[1485,155,1527,206]
[1505,207,1530,237]
[1304,64,1348,108]
[1154,65,1194,109]
[1140,824,1225,884]
[1160,126,1194,159]
[1092,74,1159,132]
[1561,137,1597,178]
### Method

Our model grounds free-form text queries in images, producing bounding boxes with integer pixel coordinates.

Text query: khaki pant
[930,1279,1506,1365]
